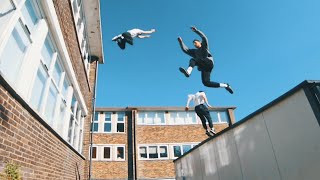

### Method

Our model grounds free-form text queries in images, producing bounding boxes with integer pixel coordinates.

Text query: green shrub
[1,161,21,180]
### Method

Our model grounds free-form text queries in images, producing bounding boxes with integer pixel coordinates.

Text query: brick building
[0,0,103,179]
[91,106,236,180]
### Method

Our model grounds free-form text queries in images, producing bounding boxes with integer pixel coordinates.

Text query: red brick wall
[51,1,99,179]
[0,84,85,179]
[135,124,228,179]
[52,0,91,98]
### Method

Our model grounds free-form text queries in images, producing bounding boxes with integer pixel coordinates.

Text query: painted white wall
[175,89,320,180]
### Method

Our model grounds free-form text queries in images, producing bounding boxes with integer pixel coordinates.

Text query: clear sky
[96,0,320,121]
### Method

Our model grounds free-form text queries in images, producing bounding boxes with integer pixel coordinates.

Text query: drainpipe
[88,55,99,180]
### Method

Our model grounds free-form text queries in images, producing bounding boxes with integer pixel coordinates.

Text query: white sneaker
[210,128,216,135]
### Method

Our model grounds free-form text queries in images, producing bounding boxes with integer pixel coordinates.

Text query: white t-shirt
[127,28,143,38]
[188,91,205,106]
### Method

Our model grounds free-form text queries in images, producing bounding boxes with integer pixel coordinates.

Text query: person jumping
[185,91,216,137]
[178,26,233,94]
[112,28,156,49]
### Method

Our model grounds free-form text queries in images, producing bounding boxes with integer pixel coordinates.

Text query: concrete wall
[175,89,320,180]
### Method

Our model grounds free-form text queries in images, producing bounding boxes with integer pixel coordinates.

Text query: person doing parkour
[178,26,233,94]
[112,28,156,49]
[185,91,216,137]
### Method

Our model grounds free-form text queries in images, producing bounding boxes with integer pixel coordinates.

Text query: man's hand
[178,37,183,43]
[150,29,156,33]
[191,26,197,32]
[185,107,189,111]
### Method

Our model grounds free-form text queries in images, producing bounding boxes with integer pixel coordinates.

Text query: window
[209,111,229,124]
[104,112,111,132]
[173,146,181,158]
[0,20,31,83]
[67,116,74,143]
[91,146,97,160]
[30,64,47,111]
[138,145,169,160]
[0,0,86,154]
[52,58,63,85]
[159,146,168,158]
[116,146,124,160]
[172,144,197,158]
[93,112,125,133]
[139,147,147,159]
[149,146,158,159]
[91,145,125,161]
[44,82,58,125]
[41,36,55,68]
[117,112,125,132]
[21,0,39,33]
[56,99,67,134]
[93,112,99,132]
[103,146,111,160]
[0,0,15,32]
[137,112,165,125]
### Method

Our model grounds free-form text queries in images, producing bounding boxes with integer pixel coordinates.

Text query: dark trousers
[189,58,220,88]
[195,104,213,130]
[117,32,133,49]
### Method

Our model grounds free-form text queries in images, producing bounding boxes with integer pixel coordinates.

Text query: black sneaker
[225,84,233,94]
[179,67,190,77]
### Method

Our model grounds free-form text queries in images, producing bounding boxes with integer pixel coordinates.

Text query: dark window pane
[92,147,97,158]
[105,112,111,121]
[103,147,110,159]
[117,147,124,159]
[139,147,147,158]
[93,122,98,132]
[104,123,111,132]
[182,145,192,154]
[160,146,167,158]
[117,123,124,132]
[149,146,158,159]
[173,146,181,157]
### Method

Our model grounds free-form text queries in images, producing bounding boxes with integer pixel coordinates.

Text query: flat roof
[173,80,320,162]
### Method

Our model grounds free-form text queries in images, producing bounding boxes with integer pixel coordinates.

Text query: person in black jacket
[178,26,233,94]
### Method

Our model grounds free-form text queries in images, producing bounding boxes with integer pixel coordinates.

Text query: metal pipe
[88,56,99,180]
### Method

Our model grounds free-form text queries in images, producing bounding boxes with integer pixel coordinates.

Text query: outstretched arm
[137,35,151,39]
[178,37,192,56]
[191,26,209,49]
[139,29,156,34]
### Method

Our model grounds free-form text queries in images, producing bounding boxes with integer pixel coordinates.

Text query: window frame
[137,112,166,125]
[138,145,169,160]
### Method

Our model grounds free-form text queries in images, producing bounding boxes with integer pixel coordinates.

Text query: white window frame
[138,145,169,160]
[94,112,126,134]
[101,145,112,161]
[91,144,126,161]
[0,0,88,154]
[137,112,166,125]
[103,112,112,133]
[168,112,199,125]
[208,111,229,124]
[90,145,98,160]
[171,144,198,159]
[115,112,125,133]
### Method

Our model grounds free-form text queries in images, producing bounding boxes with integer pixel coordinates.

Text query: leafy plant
[1,161,21,180]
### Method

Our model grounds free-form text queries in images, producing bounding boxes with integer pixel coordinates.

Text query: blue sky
[96,0,320,121]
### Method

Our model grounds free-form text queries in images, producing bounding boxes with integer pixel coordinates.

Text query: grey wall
[175,89,320,180]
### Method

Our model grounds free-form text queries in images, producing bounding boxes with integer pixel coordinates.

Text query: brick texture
[0,85,84,180]
[51,1,99,179]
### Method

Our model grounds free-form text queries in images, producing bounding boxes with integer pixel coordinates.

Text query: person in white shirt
[185,91,216,136]
[112,28,156,49]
